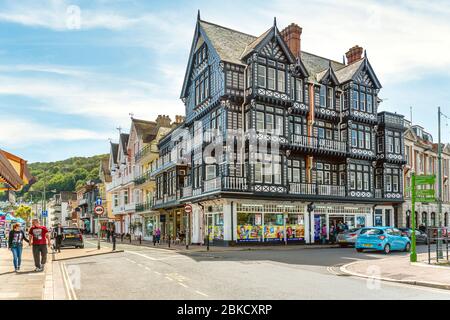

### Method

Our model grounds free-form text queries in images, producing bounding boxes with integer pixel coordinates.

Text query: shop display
[237,224,262,242]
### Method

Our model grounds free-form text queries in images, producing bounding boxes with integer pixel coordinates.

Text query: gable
[353,59,382,89]
[260,40,288,62]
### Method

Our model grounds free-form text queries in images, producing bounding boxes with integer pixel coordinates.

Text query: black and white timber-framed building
[151,13,407,245]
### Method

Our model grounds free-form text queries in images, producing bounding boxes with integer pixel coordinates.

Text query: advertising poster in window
[237,225,261,242]
[286,224,305,241]
[208,225,224,241]
[264,225,284,241]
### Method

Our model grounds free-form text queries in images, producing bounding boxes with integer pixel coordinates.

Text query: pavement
[341,252,450,290]
[0,244,123,300]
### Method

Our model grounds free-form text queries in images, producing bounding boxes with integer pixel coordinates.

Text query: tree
[14,204,32,224]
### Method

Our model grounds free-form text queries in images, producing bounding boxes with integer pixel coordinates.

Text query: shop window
[237,212,262,242]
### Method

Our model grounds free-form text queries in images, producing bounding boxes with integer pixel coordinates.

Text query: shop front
[311,204,372,243]
[143,212,159,241]
[236,203,306,244]
[205,205,225,243]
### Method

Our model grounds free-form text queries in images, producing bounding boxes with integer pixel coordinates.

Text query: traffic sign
[95,198,103,206]
[94,205,105,216]
[185,204,192,214]
[42,210,48,217]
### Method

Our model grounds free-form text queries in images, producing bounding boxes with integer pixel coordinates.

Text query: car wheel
[404,242,411,252]
[383,244,391,254]
[356,248,364,253]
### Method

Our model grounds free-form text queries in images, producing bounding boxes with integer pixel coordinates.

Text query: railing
[223,176,248,191]
[289,183,346,197]
[290,135,347,153]
[135,201,154,213]
[204,177,221,193]
[134,170,153,186]
[135,144,158,162]
[182,186,193,198]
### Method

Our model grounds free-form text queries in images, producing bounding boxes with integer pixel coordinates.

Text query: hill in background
[14,154,108,202]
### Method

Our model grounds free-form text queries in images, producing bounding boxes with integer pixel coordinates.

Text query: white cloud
[0,117,110,148]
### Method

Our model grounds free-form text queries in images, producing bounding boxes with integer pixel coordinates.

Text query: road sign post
[94,205,105,250]
[185,204,192,250]
[411,173,417,262]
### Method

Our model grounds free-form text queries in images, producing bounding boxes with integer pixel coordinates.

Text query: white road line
[126,250,157,260]
[178,282,188,288]
[145,267,152,271]
[195,290,209,297]
[154,271,162,275]
[125,258,136,264]
[165,277,174,281]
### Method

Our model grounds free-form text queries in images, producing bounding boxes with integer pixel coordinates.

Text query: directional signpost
[410,173,436,262]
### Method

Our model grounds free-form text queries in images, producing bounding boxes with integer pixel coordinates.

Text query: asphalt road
[61,240,450,300]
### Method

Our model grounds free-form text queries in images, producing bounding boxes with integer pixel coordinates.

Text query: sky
[0,0,450,163]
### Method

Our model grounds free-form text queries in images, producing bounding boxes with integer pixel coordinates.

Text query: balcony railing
[204,177,221,193]
[134,170,153,186]
[135,144,158,162]
[289,183,346,197]
[135,201,154,213]
[223,176,248,191]
[290,135,347,153]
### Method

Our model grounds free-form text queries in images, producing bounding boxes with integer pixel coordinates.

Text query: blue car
[355,227,411,254]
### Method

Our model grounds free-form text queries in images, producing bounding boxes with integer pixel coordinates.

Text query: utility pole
[410,172,417,262]
[437,107,444,259]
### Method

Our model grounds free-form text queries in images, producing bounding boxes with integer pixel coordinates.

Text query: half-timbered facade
[154,14,406,245]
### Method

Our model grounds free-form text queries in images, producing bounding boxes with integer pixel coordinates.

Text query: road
[60,240,450,300]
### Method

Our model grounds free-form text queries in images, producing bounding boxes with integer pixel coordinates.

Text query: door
[314,214,326,242]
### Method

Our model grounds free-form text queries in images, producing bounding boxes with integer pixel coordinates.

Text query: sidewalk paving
[0,247,47,300]
[86,236,340,253]
[341,253,450,290]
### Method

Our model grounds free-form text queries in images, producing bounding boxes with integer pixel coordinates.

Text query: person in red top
[29,219,51,272]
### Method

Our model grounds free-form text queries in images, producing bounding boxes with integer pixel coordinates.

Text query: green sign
[415,175,436,185]
[415,187,436,203]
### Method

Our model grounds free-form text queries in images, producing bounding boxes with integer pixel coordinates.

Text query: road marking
[195,290,209,297]
[125,258,136,264]
[154,271,162,275]
[145,267,152,271]
[165,276,174,281]
[60,262,78,301]
[126,250,157,260]
[178,283,188,288]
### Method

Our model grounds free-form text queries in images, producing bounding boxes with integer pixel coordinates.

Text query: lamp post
[437,107,444,259]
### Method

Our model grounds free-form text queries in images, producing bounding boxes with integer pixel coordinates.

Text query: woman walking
[8,223,29,272]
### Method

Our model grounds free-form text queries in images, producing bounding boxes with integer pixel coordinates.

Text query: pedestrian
[152,229,157,246]
[120,232,125,242]
[155,228,161,245]
[321,224,327,245]
[8,223,29,272]
[111,225,116,251]
[29,219,51,272]
[329,224,336,244]
[53,223,64,253]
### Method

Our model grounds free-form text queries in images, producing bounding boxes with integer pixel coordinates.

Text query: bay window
[349,164,370,191]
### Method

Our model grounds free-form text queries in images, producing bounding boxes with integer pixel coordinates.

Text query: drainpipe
[241,64,249,182]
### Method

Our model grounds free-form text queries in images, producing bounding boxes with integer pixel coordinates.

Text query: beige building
[401,121,450,228]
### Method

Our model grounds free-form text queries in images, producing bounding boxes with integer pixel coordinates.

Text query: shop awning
[0,149,33,191]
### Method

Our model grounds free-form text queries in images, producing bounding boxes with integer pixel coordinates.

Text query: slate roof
[110,143,119,164]
[199,20,257,65]
[240,27,272,59]
[335,59,364,84]
[120,134,129,154]
[132,118,157,136]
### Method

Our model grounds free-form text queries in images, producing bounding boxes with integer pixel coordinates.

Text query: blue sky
[0,0,449,163]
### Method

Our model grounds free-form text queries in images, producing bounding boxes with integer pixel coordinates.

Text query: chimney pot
[281,23,303,58]
[345,45,364,65]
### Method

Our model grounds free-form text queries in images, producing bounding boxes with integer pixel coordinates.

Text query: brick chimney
[281,23,303,58]
[174,115,185,124]
[345,45,364,65]
[156,115,171,127]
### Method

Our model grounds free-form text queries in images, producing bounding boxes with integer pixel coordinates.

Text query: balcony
[134,170,153,186]
[135,144,158,163]
[289,183,346,197]
[135,201,155,213]
[377,112,405,130]
[288,134,347,155]
[204,177,221,193]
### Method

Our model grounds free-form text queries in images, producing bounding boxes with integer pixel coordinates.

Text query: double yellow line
[59,262,78,300]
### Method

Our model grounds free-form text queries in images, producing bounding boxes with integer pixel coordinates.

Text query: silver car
[336,228,362,247]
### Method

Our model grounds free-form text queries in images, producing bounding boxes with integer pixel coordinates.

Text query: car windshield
[64,228,81,235]
[360,228,384,235]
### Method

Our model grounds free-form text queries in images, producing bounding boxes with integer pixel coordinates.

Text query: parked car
[398,228,428,244]
[61,227,84,249]
[355,227,411,254]
[336,228,362,247]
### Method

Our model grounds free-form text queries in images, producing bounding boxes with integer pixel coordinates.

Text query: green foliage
[14,204,32,222]
[19,154,108,202]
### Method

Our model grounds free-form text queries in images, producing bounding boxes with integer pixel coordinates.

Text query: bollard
[139,235,142,245]
[207,232,210,252]
[168,234,171,248]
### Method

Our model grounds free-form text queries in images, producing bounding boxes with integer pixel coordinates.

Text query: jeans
[55,236,63,252]
[32,244,48,268]
[11,246,23,270]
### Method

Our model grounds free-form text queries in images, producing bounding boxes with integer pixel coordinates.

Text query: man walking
[29,219,51,272]
[53,223,64,253]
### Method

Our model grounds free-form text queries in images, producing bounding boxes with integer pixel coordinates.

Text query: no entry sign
[185,204,192,214]
[94,205,105,216]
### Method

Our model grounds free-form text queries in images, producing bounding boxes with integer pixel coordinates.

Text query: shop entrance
[314,214,326,243]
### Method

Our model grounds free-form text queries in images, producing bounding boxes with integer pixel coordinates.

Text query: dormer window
[320,85,326,107]
[327,87,334,109]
